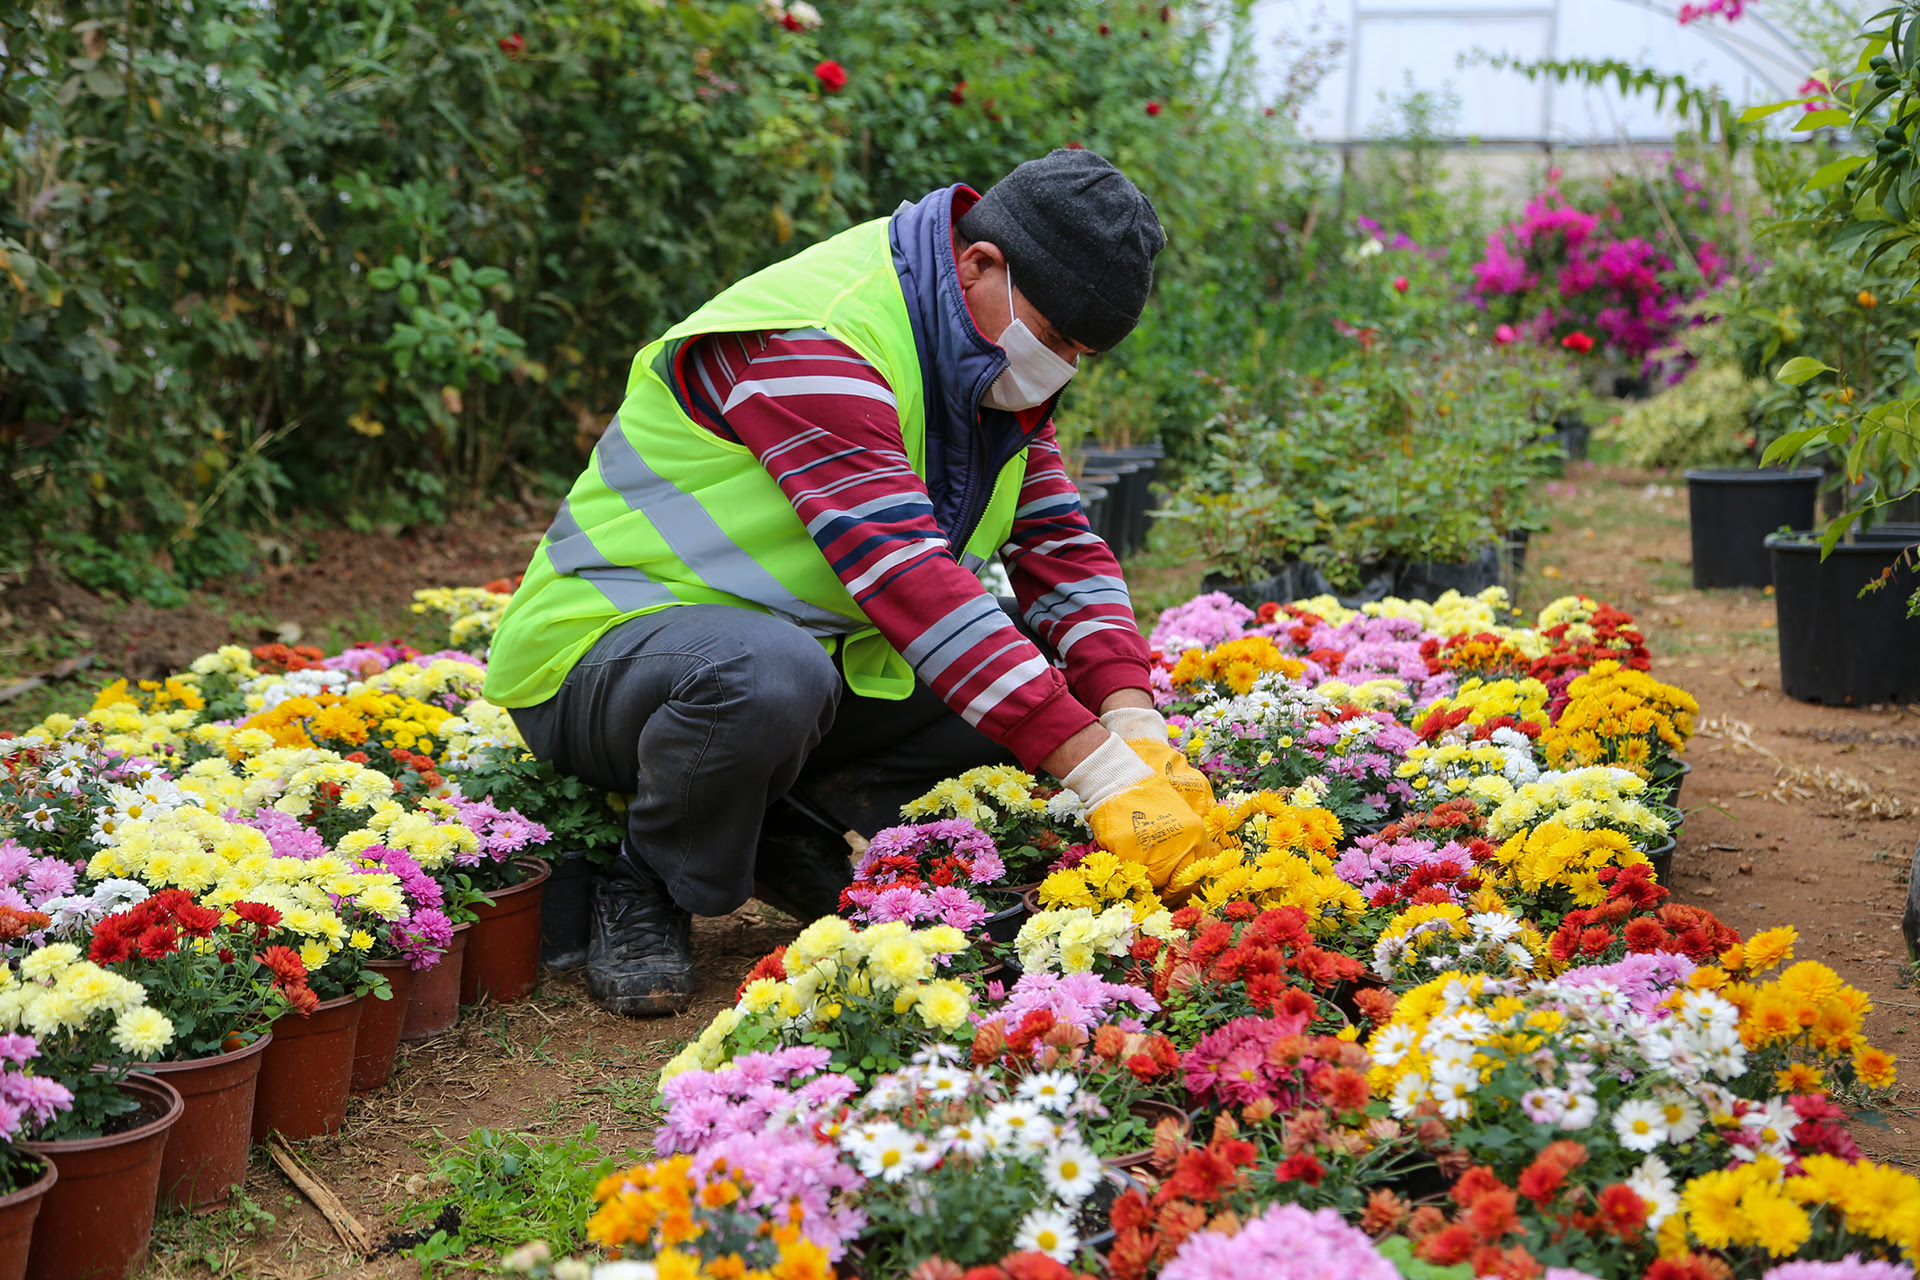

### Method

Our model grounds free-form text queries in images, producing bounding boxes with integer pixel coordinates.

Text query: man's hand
[1098,704,1215,818]
[1059,732,1213,887]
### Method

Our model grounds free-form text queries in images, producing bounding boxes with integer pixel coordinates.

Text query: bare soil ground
[5,468,1915,1277]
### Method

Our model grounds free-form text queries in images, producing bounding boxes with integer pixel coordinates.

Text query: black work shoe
[585,871,695,1016]
[752,795,856,923]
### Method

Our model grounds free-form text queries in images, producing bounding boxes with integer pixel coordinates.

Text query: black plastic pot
[540,851,597,969]
[1502,529,1532,578]
[1646,834,1677,886]
[1091,460,1140,554]
[1554,417,1591,463]
[1766,530,1920,705]
[1083,447,1162,554]
[1685,469,1822,589]
[1395,545,1506,602]
[980,889,1031,945]
[1649,760,1691,807]
[1075,480,1112,545]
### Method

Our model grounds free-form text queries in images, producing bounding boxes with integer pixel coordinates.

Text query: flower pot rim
[0,1149,56,1210]
[1684,467,1823,483]
[366,954,421,970]
[476,856,553,904]
[1765,530,1918,555]
[21,1074,184,1155]
[145,1029,275,1072]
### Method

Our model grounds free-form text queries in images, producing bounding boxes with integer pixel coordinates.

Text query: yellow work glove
[1063,732,1214,889]
[1099,706,1215,818]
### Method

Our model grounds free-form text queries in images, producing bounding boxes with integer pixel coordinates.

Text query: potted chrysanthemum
[1,937,183,1280]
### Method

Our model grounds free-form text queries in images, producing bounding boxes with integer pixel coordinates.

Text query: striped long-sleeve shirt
[674,328,1151,769]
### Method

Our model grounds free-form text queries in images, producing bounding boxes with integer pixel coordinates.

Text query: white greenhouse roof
[1248,0,1825,144]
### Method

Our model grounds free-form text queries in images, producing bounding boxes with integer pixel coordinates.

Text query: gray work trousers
[508,605,1017,916]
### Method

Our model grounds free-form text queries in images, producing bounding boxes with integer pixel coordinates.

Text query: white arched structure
[1248,0,1826,144]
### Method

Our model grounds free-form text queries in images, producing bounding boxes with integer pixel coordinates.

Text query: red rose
[950,80,966,104]
[781,13,804,31]
[813,60,848,92]
[1393,275,1409,293]
[1145,100,1162,116]
[1098,22,1111,35]
[1561,330,1595,353]
[498,33,525,57]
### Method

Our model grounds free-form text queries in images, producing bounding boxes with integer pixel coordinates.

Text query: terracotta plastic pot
[461,858,552,1006]
[22,1073,184,1280]
[352,958,418,1093]
[252,994,364,1141]
[146,1032,271,1210]
[0,1153,55,1280]
[402,921,471,1042]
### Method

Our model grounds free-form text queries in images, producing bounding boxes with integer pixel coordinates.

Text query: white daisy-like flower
[1430,1062,1479,1120]
[984,1100,1047,1151]
[1625,1155,1681,1229]
[1612,1098,1666,1152]
[938,1121,990,1161]
[842,1122,920,1182]
[1017,1071,1078,1112]
[1388,1072,1430,1119]
[1368,1023,1417,1067]
[23,806,58,832]
[1558,1092,1599,1131]
[1041,1141,1101,1202]
[924,1068,972,1102]
[1651,1091,1703,1143]
[1013,1207,1079,1263]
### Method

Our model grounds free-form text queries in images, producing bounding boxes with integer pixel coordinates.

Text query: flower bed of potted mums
[503,587,1910,1280]
[0,636,555,1277]
[0,584,1910,1280]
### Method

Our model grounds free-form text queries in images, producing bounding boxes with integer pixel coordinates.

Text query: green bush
[1159,340,1579,589]
[3,0,1267,598]
[1603,359,1763,469]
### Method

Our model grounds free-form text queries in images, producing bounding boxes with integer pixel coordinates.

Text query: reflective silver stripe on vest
[543,501,679,614]
[593,423,859,635]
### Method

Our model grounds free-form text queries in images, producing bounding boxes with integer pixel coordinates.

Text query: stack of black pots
[1074,443,1162,556]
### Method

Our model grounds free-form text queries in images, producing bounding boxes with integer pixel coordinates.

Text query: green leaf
[1793,107,1854,131]
[1777,356,1838,385]
[1807,155,1870,190]
[366,268,398,290]
[1821,509,1861,557]
[1740,99,1804,122]
[1761,426,1826,466]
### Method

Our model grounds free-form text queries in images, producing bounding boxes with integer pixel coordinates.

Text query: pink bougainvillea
[1467,173,1727,363]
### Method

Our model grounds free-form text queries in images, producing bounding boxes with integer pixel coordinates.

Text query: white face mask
[983,272,1079,411]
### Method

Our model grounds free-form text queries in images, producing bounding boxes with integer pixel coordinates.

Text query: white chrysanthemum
[1041,1141,1101,1203]
[1013,1207,1079,1263]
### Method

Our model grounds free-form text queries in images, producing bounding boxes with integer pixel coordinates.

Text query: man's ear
[955,239,1004,291]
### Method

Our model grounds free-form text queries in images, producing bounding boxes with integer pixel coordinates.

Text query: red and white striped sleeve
[1000,425,1153,711]
[676,329,1099,769]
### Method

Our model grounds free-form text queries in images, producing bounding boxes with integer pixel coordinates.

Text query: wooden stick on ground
[269,1137,374,1254]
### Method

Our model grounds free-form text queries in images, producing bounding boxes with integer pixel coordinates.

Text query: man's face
[954,240,1094,365]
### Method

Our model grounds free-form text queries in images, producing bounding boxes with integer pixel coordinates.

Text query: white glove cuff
[1099,705,1170,745]
[1062,732,1156,811]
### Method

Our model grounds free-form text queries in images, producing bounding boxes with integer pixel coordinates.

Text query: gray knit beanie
[956,148,1166,352]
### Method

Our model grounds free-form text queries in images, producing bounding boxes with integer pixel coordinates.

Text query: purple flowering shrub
[1469,174,1731,365]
